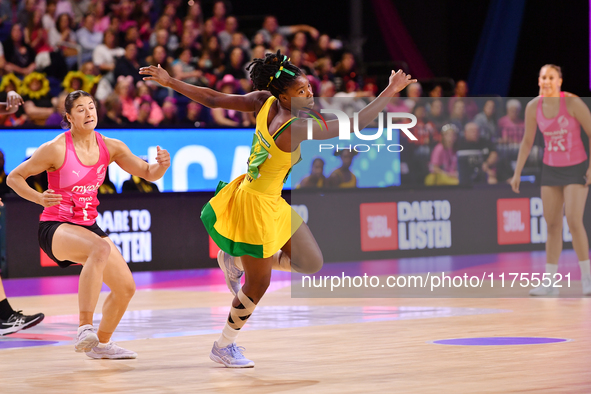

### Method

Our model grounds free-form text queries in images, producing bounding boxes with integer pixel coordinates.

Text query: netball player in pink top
[7,90,171,358]
[511,65,591,296]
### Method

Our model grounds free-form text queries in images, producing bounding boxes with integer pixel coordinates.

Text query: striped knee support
[228,289,257,330]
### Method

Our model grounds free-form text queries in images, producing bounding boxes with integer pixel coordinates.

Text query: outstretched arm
[0,91,24,115]
[106,138,170,182]
[291,70,416,143]
[139,64,270,112]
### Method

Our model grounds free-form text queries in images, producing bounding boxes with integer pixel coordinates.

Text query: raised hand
[6,91,24,110]
[387,69,417,96]
[155,146,170,168]
[39,189,62,207]
[139,64,172,88]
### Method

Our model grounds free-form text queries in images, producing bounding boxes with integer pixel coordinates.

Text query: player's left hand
[6,91,24,110]
[586,167,591,186]
[0,197,3,207]
[156,146,170,168]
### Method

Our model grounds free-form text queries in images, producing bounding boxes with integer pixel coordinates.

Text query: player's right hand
[387,69,417,95]
[139,64,172,88]
[39,189,62,207]
[510,174,521,193]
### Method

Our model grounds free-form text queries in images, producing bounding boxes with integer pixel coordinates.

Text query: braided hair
[247,50,302,98]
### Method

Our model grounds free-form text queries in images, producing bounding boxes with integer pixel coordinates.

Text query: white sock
[546,263,558,275]
[271,251,291,272]
[217,322,239,347]
[97,342,109,348]
[579,260,591,278]
[77,324,93,334]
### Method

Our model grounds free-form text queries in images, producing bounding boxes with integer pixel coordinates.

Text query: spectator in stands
[122,173,160,193]
[228,32,251,58]
[427,98,447,133]
[49,13,79,69]
[175,28,199,59]
[150,19,179,53]
[411,103,438,146]
[497,99,525,144]
[448,80,478,120]
[404,82,422,112]
[429,84,442,98]
[172,48,203,86]
[386,92,410,113]
[134,81,163,125]
[123,24,149,60]
[114,42,144,85]
[334,52,360,91]
[0,2,13,42]
[290,48,315,77]
[181,100,212,128]
[269,32,288,55]
[115,0,136,33]
[17,0,37,30]
[134,98,153,126]
[211,74,251,127]
[219,15,238,52]
[314,34,341,62]
[76,13,103,64]
[256,15,318,45]
[473,99,498,142]
[163,3,183,39]
[146,45,173,76]
[186,1,204,31]
[101,93,131,127]
[456,122,498,184]
[449,99,467,133]
[297,158,326,189]
[90,0,110,33]
[21,72,54,125]
[199,35,224,77]
[2,24,37,77]
[159,97,181,127]
[210,0,228,34]
[25,8,52,54]
[314,56,334,82]
[113,75,137,122]
[425,124,459,186]
[45,89,68,127]
[93,28,125,75]
[327,150,357,188]
[224,46,248,81]
[42,1,57,32]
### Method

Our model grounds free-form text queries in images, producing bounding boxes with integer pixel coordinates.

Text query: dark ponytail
[61,90,95,129]
[246,50,301,98]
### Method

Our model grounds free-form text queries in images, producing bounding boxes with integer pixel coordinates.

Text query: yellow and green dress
[201,96,303,258]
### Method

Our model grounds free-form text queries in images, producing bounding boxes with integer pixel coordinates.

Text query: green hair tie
[267,57,295,87]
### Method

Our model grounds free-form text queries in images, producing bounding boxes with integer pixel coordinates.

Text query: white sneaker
[529,285,559,296]
[582,276,591,296]
[209,341,254,368]
[86,341,137,359]
[75,324,99,353]
[217,250,243,296]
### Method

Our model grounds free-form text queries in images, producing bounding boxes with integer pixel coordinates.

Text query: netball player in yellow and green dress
[140,51,415,367]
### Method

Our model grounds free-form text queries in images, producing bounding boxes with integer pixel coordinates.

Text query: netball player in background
[141,51,414,367]
[511,65,591,296]
[7,90,170,357]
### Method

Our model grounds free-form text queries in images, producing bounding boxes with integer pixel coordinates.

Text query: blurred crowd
[0,0,548,191]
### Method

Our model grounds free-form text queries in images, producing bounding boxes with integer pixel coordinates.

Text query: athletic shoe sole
[209,352,254,368]
[0,314,45,336]
[75,332,99,353]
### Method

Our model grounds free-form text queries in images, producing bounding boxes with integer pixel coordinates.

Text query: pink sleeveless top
[40,131,111,225]
[536,92,587,167]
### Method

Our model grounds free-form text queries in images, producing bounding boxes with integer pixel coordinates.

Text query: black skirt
[540,161,588,186]
[38,221,108,268]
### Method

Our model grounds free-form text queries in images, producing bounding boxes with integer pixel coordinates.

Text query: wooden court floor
[1,281,590,394]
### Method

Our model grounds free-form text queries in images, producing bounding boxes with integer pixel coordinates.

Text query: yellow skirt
[200,174,303,258]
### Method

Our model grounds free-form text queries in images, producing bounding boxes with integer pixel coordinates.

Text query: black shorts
[38,221,108,268]
[540,161,588,186]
